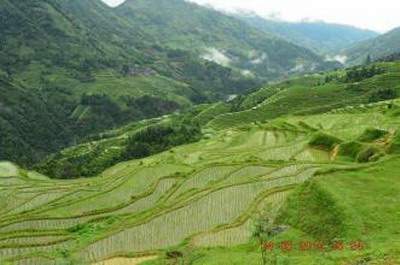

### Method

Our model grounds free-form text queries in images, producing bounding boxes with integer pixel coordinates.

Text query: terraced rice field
[1,108,398,265]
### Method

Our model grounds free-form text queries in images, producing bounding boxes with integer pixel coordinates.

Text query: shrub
[358,128,388,142]
[389,133,400,154]
[275,181,347,243]
[369,88,397,103]
[338,141,364,159]
[309,133,342,150]
[122,121,201,161]
[356,146,384,163]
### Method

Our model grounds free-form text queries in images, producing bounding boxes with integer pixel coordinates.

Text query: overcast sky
[102,0,400,32]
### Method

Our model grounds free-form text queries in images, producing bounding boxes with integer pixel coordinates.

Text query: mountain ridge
[343,26,400,65]
[234,12,379,55]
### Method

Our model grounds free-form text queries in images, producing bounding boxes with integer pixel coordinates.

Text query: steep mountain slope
[0,0,261,165]
[344,27,400,65]
[116,0,337,79]
[0,0,254,100]
[236,13,378,55]
[0,76,74,165]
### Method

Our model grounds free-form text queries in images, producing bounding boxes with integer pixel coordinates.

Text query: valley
[1,60,400,264]
[1,0,400,264]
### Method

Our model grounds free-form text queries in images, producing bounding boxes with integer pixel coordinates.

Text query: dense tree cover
[117,0,336,77]
[320,65,385,85]
[368,88,397,102]
[36,143,121,179]
[344,65,385,83]
[0,72,184,166]
[377,52,400,62]
[76,94,181,137]
[0,78,75,165]
[37,117,202,179]
[122,121,201,160]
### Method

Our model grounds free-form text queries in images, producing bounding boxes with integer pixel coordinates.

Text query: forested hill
[116,0,338,79]
[0,0,257,165]
[344,27,400,65]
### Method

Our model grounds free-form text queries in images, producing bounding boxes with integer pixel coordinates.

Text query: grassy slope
[1,99,400,264]
[2,60,400,264]
[208,61,400,130]
[35,61,400,177]
[174,156,400,265]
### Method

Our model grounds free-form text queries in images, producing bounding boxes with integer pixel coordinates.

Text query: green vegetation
[276,180,347,243]
[36,110,202,178]
[309,133,342,150]
[0,0,266,166]
[160,156,400,265]
[337,141,364,159]
[122,120,201,160]
[237,13,378,55]
[2,91,400,264]
[2,2,400,264]
[117,0,336,79]
[358,128,389,142]
[34,60,400,179]
[345,27,400,65]
[356,146,384,162]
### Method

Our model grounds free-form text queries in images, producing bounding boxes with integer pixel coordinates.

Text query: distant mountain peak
[235,13,379,55]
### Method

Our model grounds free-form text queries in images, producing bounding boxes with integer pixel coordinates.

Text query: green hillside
[0,59,397,263]
[237,13,378,55]
[0,0,263,165]
[2,0,343,166]
[36,61,400,178]
[2,1,400,264]
[344,27,400,65]
[116,0,338,79]
[1,93,400,264]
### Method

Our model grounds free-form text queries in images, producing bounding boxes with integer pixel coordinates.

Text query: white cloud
[250,53,267,65]
[102,0,400,32]
[102,0,125,7]
[201,48,232,66]
[325,55,348,64]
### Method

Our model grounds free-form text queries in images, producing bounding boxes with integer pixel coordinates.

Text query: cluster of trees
[36,144,122,179]
[344,65,385,83]
[377,52,400,62]
[122,121,201,161]
[322,65,387,86]
[36,117,202,179]
[369,88,398,102]
[77,94,181,137]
